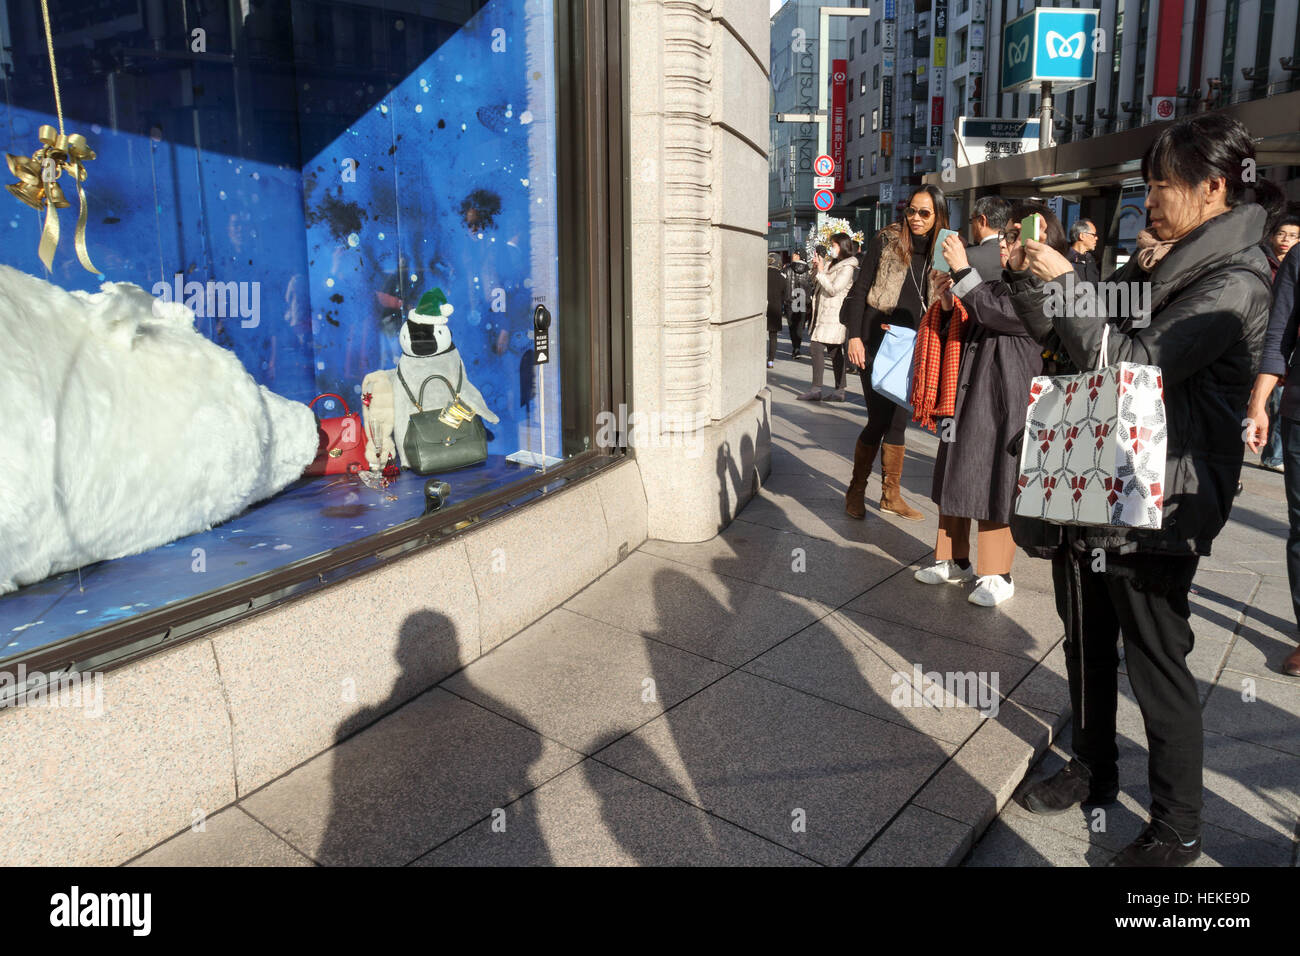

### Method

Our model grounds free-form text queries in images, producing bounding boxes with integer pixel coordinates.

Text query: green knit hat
[412,287,454,324]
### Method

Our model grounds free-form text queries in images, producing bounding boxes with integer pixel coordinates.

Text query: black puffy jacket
[1006,203,1272,557]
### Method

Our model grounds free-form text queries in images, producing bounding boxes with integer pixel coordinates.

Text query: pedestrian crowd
[762,113,1300,867]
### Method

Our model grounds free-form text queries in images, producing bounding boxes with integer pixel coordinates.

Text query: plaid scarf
[910,296,968,433]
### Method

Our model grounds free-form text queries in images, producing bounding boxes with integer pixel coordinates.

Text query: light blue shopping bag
[870,325,916,411]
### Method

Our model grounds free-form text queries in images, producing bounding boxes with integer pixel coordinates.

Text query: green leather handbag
[397,366,489,474]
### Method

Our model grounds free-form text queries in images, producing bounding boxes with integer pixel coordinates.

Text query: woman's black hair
[829,232,855,264]
[1141,114,1284,221]
[1007,200,1069,256]
[895,184,949,264]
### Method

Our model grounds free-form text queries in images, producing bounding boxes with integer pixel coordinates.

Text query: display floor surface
[1,457,531,659]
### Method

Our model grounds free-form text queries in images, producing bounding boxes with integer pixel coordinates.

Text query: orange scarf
[911,297,968,433]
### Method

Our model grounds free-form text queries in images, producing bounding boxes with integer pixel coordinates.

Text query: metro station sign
[1001,8,1099,93]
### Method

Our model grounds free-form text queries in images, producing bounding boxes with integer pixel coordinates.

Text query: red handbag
[306,393,368,476]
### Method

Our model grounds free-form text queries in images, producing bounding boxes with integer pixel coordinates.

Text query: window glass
[0,0,586,660]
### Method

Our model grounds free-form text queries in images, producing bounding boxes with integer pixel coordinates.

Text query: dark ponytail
[1141,113,1284,223]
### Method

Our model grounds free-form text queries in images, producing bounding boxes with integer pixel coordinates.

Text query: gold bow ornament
[6,124,100,274]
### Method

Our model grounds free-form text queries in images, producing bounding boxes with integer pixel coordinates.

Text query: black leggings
[858,368,909,445]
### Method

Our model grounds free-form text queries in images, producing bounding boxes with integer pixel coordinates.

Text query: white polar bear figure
[0,264,317,595]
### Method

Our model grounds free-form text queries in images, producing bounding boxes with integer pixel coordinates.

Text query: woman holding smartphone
[801,234,860,400]
[1006,114,1278,866]
[839,185,949,520]
[798,242,853,401]
[909,202,1062,606]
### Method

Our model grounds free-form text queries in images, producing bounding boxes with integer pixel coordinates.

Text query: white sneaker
[968,574,1015,607]
[914,560,976,585]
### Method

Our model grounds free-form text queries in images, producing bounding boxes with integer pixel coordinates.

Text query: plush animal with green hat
[361,287,499,471]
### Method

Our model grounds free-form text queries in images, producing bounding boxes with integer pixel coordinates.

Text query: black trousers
[857,368,909,445]
[788,311,806,354]
[1053,547,1202,840]
[1281,416,1300,625]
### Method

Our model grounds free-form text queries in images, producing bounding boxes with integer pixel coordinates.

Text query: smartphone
[1020,213,1041,243]
[931,228,959,273]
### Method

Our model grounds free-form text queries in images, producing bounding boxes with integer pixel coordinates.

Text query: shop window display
[0,0,576,661]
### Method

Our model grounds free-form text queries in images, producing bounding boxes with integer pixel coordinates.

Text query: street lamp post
[775,110,822,251]
[816,6,873,232]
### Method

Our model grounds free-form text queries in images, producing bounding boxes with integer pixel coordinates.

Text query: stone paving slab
[593,669,956,866]
[415,759,815,866]
[742,608,1030,745]
[912,699,1062,832]
[562,549,832,667]
[441,607,729,755]
[853,805,974,867]
[846,561,1064,663]
[639,518,906,607]
[239,688,584,866]
[129,807,314,867]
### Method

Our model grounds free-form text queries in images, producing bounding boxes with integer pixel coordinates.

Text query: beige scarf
[1134,229,1177,272]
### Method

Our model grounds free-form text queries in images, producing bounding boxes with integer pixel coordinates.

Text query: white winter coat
[808,256,859,345]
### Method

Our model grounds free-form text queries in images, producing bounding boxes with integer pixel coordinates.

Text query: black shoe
[1107,819,1202,867]
[1235,481,1243,496]
[1021,759,1119,815]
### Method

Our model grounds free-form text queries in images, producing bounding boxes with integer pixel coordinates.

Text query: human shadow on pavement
[317,611,552,866]
[587,431,1065,866]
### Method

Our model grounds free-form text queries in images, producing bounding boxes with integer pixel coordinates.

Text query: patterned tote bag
[1014,325,1168,529]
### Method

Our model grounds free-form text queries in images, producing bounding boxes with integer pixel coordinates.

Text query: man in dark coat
[1245,229,1300,676]
[966,195,1011,283]
[782,252,812,358]
[766,253,789,368]
[1066,218,1101,285]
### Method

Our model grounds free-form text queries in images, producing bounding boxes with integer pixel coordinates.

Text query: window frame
[0,0,629,688]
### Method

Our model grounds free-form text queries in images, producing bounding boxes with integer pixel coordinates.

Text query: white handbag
[1014,325,1168,529]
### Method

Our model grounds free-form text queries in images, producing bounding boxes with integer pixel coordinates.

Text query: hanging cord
[40,0,65,136]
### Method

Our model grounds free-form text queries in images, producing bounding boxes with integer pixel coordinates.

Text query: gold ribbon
[6,124,99,274]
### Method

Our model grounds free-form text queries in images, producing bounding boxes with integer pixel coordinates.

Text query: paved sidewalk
[131,337,1300,866]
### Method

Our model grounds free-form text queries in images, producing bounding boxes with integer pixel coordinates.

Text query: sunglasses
[904,207,934,219]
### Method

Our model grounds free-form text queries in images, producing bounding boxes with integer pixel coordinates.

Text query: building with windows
[777,0,1298,252]
[929,0,1300,268]
[768,0,849,251]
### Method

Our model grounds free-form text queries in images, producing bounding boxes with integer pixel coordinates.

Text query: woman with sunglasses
[909,202,1064,607]
[840,185,949,520]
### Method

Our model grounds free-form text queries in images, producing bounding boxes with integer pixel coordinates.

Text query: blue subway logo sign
[1001,8,1099,92]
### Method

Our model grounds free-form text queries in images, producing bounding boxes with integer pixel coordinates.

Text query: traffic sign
[813,175,835,188]
[813,189,835,212]
[814,154,835,177]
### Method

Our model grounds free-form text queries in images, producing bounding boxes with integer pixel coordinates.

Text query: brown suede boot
[845,440,879,519]
[880,443,924,520]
